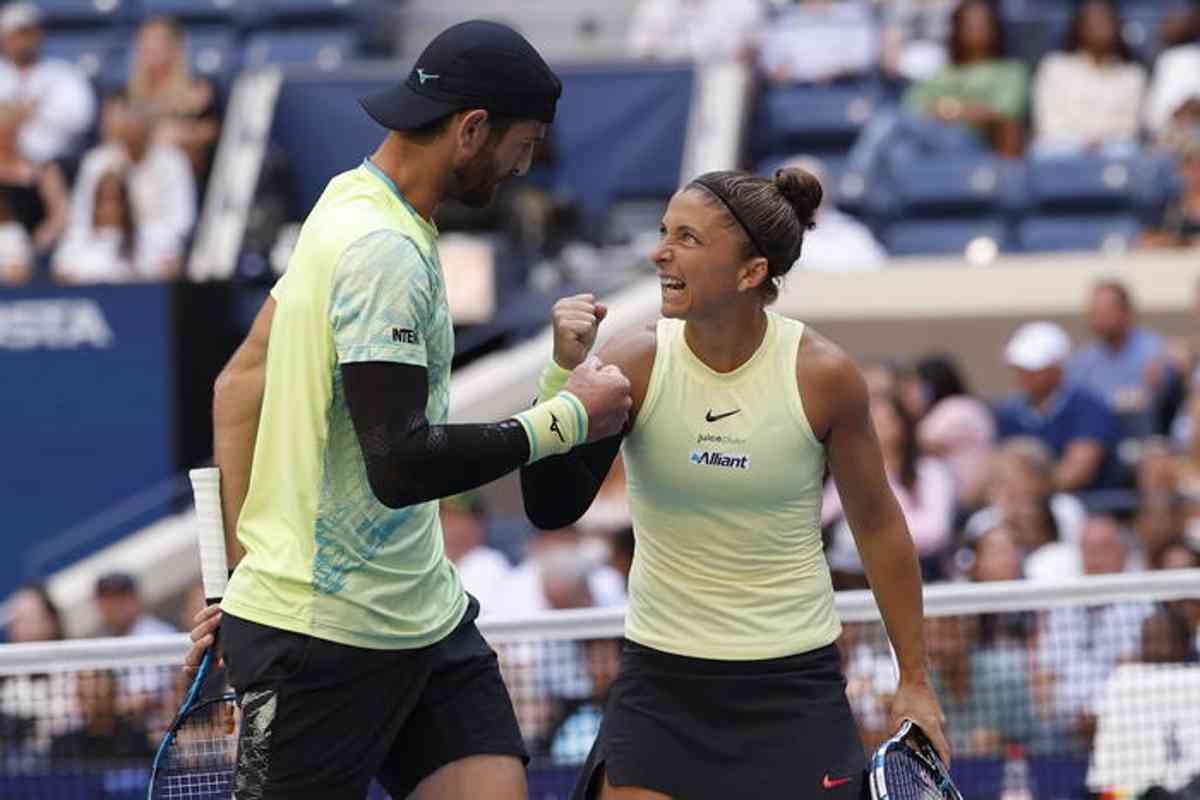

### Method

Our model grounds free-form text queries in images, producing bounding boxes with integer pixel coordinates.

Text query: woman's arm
[521,295,656,529]
[800,332,951,764]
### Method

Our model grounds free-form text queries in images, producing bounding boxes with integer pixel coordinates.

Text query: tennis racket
[868,719,963,800]
[147,468,238,800]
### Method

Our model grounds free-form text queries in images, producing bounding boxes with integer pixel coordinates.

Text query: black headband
[692,177,770,262]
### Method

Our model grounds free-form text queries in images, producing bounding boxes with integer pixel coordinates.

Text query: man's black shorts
[222,597,527,799]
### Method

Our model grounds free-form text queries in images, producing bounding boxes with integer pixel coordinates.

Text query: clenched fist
[565,356,632,442]
[552,293,607,370]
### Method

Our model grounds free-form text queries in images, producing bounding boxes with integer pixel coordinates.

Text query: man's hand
[552,293,607,370]
[891,676,951,768]
[183,604,223,678]
[565,355,632,442]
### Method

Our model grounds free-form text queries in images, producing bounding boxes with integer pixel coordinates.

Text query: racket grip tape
[189,467,230,602]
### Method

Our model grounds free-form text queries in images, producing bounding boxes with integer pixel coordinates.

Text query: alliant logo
[688,450,750,470]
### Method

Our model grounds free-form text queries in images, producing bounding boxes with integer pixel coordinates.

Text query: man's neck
[368,132,449,223]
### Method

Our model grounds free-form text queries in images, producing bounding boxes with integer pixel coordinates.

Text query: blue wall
[270,63,693,224]
[0,286,176,597]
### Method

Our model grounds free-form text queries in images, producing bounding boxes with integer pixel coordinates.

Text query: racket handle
[189,467,230,602]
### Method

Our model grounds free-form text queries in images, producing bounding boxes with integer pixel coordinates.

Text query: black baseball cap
[361,20,562,132]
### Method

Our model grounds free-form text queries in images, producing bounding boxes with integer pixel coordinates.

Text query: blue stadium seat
[140,0,243,24]
[1027,154,1140,212]
[244,0,364,26]
[184,25,241,83]
[40,29,115,80]
[1000,10,1070,65]
[886,153,1020,216]
[36,0,132,27]
[1016,214,1141,252]
[883,218,1009,257]
[244,27,358,69]
[751,82,880,160]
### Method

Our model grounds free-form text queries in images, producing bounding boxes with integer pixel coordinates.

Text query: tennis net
[1,569,1197,799]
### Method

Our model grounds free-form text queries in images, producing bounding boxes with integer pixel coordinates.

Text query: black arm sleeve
[520,435,623,530]
[342,361,532,509]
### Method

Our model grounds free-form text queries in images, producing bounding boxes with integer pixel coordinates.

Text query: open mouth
[659,275,686,293]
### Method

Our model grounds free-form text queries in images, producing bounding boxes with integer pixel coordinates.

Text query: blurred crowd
[0,2,216,287]
[630,0,1200,255]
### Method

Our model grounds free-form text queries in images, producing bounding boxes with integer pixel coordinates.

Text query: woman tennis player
[521,167,949,799]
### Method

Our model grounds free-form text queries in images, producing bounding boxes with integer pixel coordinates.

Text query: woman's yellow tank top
[622,311,841,660]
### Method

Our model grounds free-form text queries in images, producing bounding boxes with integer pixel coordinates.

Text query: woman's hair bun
[773,167,822,231]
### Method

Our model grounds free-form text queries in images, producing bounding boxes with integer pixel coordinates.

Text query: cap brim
[360,83,463,132]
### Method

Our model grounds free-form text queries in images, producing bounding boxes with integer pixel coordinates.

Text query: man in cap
[0,2,95,163]
[184,20,631,799]
[995,321,1122,493]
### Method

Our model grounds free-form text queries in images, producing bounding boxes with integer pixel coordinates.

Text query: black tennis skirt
[572,640,866,800]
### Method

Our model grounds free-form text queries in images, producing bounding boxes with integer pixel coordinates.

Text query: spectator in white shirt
[1144,38,1200,140]
[65,94,195,281]
[1032,0,1146,154]
[0,2,95,165]
[439,493,512,616]
[51,167,136,284]
[627,0,765,65]
[759,0,879,84]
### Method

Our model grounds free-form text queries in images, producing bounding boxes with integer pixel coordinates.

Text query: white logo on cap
[416,69,440,85]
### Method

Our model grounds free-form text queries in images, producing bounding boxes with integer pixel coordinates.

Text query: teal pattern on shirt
[313,229,455,598]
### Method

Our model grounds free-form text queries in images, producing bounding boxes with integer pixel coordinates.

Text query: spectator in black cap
[185,19,632,800]
[94,571,174,638]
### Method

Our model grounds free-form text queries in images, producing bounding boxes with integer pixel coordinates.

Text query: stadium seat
[1016,214,1141,252]
[882,218,1009,257]
[750,81,880,160]
[243,27,358,69]
[885,153,1025,216]
[1027,154,1141,212]
[243,0,365,27]
[40,29,115,80]
[36,0,132,27]
[140,0,243,25]
[184,25,241,83]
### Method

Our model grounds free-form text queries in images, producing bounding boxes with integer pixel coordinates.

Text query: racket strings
[150,698,238,800]
[881,749,945,800]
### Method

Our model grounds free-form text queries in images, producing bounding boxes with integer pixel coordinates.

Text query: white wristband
[513,392,588,463]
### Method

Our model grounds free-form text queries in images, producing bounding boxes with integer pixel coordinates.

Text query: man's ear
[455,109,491,159]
